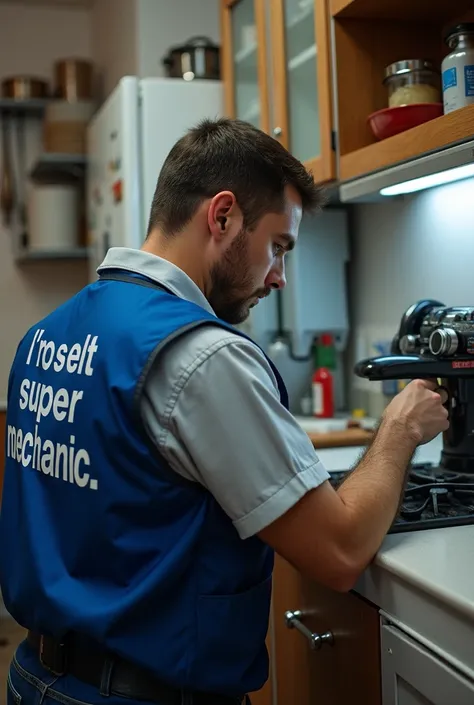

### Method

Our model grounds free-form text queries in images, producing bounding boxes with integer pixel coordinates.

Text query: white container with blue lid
[442,23,474,114]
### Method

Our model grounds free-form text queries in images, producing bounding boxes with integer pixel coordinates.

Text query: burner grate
[329,463,474,533]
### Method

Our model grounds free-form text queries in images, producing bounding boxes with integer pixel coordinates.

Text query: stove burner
[329,463,474,533]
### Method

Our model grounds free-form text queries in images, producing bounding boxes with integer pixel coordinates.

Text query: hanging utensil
[16,112,28,248]
[0,115,15,227]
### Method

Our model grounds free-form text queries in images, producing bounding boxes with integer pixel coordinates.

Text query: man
[2,118,448,705]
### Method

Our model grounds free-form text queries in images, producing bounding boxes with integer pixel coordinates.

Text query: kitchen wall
[348,176,474,417]
[91,0,220,100]
[91,0,138,99]
[136,0,220,79]
[0,2,92,402]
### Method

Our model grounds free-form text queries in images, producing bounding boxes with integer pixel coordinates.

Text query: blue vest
[0,271,289,697]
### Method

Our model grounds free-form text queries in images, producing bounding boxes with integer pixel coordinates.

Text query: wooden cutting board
[308,427,374,448]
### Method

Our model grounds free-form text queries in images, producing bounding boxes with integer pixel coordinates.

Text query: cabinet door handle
[285,609,334,651]
[273,126,282,137]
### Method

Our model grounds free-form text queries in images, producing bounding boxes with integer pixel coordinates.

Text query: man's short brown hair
[147,118,325,236]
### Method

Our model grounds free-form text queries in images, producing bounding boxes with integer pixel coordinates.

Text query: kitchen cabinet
[381,622,474,705]
[221,0,268,131]
[271,555,381,704]
[220,0,336,183]
[330,0,474,182]
[221,0,474,192]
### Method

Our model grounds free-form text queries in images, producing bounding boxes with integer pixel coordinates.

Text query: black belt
[27,631,247,705]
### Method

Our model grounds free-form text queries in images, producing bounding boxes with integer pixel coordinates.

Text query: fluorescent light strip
[380,163,474,196]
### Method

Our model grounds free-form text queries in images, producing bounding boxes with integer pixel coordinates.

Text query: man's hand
[382,378,449,445]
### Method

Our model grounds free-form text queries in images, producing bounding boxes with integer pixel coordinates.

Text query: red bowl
[368,103,444,141]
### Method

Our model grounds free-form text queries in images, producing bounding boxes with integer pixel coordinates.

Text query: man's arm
[259,380,449,591]
[142,329,448,593]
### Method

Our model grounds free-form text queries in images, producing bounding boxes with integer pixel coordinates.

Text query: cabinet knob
[273,126,282,137]
[285,609,334,651]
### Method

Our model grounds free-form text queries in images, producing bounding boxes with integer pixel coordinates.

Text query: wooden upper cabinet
[221,0,270,132]
[330,0,474,181]
[222,0,474,189]
[220,0,336,184]
[270,0,336,182]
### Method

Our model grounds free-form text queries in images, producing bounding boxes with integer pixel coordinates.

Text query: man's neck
[141,231,209,297]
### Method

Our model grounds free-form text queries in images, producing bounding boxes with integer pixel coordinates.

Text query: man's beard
[208,228,269,324]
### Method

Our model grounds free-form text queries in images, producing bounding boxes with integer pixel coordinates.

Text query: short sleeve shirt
[97,248,329,539]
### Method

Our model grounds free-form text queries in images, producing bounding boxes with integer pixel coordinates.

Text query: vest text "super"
[7,328,100,492]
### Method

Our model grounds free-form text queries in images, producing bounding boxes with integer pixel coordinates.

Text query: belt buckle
[39,635,67,676]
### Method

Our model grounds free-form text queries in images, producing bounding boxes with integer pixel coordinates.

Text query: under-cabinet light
[380,163,474,196]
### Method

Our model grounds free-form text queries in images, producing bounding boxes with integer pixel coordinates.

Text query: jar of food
[383,60,441,108]
[442,23,474,114]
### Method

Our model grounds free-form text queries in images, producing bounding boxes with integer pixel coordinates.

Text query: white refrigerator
[86,76,222,278]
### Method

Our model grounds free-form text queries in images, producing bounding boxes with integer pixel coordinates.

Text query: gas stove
[351,299,474,532]
[330,463,474,533]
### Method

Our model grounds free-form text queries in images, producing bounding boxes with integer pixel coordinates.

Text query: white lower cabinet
[381,623,474,705]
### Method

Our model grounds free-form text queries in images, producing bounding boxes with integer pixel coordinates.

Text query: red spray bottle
[312,334,335,418]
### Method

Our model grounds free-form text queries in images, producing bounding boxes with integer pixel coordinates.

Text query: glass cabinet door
[271,0,335,181]
[282,0,319,161]
[228,0,266,129]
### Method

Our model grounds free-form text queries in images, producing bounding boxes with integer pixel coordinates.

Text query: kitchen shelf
[15,246,88,264]
[0,98,49,116]
[340,104,474,182]
[30,153,87,181]
[331,0,474,22]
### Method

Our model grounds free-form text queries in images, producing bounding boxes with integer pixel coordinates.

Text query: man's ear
[208,191,242,240]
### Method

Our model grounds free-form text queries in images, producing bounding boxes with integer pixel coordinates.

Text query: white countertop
[367,524,474,620]
[338,430,474,667]
[356,524,474,678]
[0,401,6,412]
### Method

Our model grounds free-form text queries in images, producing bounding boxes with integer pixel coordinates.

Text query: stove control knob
[429,328,458,357]
[400,334,418,353]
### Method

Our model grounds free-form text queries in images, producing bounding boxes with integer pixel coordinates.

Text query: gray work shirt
[97,248,329,539]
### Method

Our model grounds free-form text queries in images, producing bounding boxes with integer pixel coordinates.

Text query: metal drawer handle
[285,609,334,651]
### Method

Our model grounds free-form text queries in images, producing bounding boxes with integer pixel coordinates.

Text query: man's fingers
[411,378,448,403]
[416,378,438,391]
[435,387,449,405]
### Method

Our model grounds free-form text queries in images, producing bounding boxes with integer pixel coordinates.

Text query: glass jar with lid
[442,23,474,114]
[383,60,441,108]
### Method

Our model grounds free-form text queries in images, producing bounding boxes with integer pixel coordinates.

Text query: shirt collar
[96,247,216,316]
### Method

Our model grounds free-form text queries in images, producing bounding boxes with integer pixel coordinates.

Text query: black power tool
[355,300,474,473]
